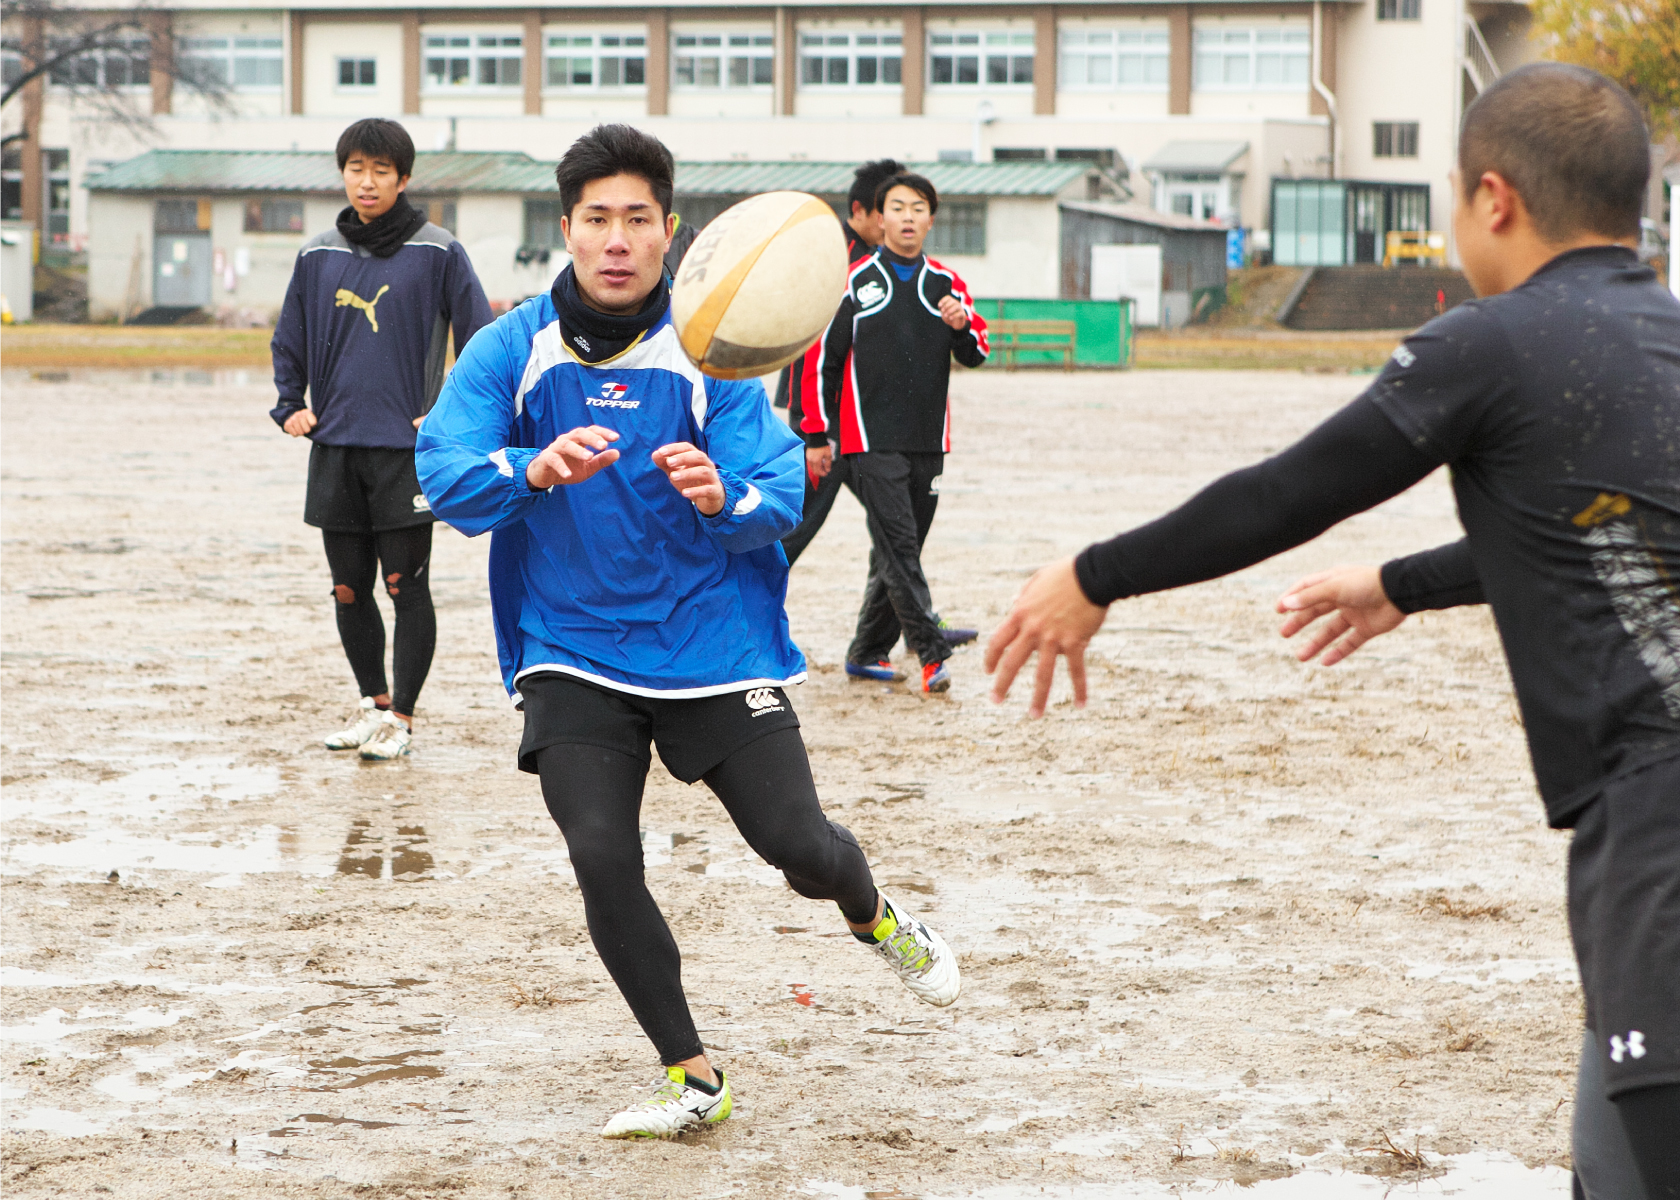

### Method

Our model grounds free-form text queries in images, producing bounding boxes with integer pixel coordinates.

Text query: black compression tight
[536,729,878,1065]
[321,526,436,716]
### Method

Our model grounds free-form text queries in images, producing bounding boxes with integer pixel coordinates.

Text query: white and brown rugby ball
[672,191,848,380]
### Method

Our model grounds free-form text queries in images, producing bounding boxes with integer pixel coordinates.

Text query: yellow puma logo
[335,284,389,332]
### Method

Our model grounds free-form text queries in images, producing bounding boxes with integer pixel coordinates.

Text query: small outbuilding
[83,150,1125,322]
[1058,200,1229,326]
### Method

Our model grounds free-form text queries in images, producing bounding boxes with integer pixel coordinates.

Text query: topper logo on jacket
[587,382,639,410]
[335,284,389,333]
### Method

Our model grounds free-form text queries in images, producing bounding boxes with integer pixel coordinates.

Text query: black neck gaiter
[336,194,429,258]
[550,264,670,364]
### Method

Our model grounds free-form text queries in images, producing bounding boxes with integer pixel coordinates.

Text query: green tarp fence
[972,297,1134,368]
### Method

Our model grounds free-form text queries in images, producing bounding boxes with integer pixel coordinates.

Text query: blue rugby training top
[415,294,807,701]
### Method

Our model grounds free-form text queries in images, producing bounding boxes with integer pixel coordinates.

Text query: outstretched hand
[984,557,1109,717]
[1277,564,1406,666]
[526,425,621,490]
[652,442,725,516]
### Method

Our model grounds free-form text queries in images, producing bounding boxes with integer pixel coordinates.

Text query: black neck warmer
[550,264,670,364]
[336,194,428,259]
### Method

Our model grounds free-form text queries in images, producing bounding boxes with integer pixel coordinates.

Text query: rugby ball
[672,191,848,380]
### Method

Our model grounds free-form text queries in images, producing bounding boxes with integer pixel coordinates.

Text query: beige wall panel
[305,23,406,117]
[669,93,776,119]
[923,91,1035,121]
[1054,93,1171,119]
[540,96,649,120]
[1190,91,1311,119]
[794,91,904,119]
[85,196,154,320]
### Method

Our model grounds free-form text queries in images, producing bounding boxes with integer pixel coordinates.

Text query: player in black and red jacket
[777,158,899,566]
[810,172,989,693]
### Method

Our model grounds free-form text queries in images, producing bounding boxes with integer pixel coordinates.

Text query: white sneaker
[324,697,385,750]
[864,894,961,1007]
[357,712,412,760]
[600,1066,733,1140]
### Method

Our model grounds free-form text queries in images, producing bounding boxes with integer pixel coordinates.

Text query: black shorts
[1567,752,1680,1098]
[305,443,435,534]
[516,671,801,783]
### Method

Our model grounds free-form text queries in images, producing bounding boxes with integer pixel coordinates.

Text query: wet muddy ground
[2,368,1574,1197]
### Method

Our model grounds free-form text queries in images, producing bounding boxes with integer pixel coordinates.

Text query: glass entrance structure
[1270,179,1431,266]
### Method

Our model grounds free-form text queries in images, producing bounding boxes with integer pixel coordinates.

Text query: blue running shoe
[846,659,906,682]
[938,618,979,647]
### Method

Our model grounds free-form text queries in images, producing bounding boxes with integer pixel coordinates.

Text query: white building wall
[303,22,405,118]
[1333,0,1462,237]
[935,196,1061,299]
[86,195,155,320]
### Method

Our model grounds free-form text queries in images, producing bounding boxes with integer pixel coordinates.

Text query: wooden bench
[988,318,1077,371]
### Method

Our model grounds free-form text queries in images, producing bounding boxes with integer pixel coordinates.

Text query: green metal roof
[87,149,1092,198]
[85,150,553,194]
[673,159,1093,197]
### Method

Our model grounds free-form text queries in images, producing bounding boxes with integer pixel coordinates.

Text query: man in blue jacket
[416,125,961,1141]
[271,118,492,761]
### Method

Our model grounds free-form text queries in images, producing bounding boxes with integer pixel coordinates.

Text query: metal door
[154,232,212,307]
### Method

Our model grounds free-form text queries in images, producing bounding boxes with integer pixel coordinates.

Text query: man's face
[880,185,933,258]
[561,173,674,315]
[849,199,884,246]
[342,153,407,224]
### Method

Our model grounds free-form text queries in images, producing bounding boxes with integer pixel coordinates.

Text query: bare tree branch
[1,1,233,138]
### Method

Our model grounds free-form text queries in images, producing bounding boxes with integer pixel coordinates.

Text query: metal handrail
[1463,16,1499,94]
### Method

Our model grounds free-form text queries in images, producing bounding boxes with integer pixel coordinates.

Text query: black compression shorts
[1568,752,1680,1098]
[516,671,801,782]
[305,443,435,534]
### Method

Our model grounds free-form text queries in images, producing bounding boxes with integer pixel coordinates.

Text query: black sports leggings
[536,729,878,1065]
[321,525,436,716]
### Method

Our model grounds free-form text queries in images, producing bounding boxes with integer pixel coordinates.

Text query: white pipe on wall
[1311,0,1339,179]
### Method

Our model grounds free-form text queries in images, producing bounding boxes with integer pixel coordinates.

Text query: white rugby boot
[324,697,385,750]
[357,711,413,760]
[600,1066,733,1140]
[862,894,961,1007]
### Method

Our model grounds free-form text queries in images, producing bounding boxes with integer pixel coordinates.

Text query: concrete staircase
[1280,266,1474,331]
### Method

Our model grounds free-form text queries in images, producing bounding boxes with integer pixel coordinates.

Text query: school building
[6,0,1550,317]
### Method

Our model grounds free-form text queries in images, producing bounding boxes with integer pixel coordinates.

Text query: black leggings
[537,728,877,1065]
[321,525,436,716]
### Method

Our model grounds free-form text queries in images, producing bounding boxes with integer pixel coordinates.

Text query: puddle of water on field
[266,1113,402,1137]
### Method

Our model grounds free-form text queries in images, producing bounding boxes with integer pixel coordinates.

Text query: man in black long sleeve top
[987,65,1678,1198]
[813,173,989,693]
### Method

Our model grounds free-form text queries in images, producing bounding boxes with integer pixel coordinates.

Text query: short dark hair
[874,172,939,216]
[555,124,675,219]
[1458,63,1649,241]
[335,119,415,179]
[848,159,905,213]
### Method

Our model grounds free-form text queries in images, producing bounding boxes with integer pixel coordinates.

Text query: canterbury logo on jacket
[805,249,989,455]
[414,295,808,701]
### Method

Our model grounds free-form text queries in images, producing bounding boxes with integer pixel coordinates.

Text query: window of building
[179,36,283,90]
[424,33,523,90]
[1059,28,1168,90]
[930,31,1032,86]
[546,34,646,89]
[673,32,773,89]
[1,41,21,91]
[44,35,151,88]
[993,148,1045,161]
[41,148,69,245]
[525,198,566,248]
[337,58,376,88]
[243,198,304,233]
[1377,0,1422,19]
[1372,121,1420,157]
[799,32,902,87]
[1192,25,1309,90]
[926,199,986,255]
[1,146,21,221]
[155,198,203,234]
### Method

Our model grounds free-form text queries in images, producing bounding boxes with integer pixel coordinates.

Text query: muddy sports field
[3,367,1576,1198]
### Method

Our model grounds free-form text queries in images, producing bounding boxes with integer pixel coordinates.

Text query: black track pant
[781,454,850,567]
[536,729,877,1065]
[321,525,436,716]
[847,450,949,667]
